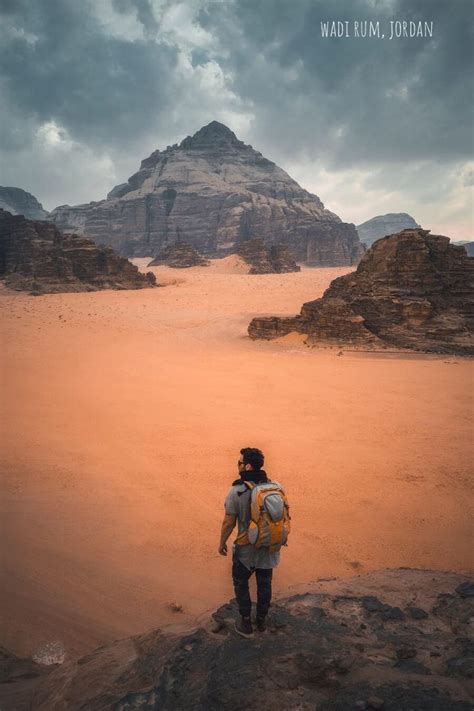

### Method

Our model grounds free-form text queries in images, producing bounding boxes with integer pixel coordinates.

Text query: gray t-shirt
[224,482,280,570]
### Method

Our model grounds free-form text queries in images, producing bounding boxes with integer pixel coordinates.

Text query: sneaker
[256,616,267,632]
[235,616,254,638]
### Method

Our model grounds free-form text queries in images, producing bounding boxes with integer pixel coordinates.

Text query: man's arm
[218,513,237,555]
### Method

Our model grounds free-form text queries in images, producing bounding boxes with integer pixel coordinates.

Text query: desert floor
[1,258,473,660]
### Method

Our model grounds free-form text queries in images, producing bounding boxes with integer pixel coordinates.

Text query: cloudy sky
[0,0,473,238]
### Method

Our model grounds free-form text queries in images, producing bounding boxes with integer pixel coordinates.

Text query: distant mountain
[49,121,364,266]
[357,213,420,247]
[454,240,474,256]
[0,186,49,220]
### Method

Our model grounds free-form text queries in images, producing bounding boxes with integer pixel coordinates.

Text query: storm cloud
[0,0,472,238]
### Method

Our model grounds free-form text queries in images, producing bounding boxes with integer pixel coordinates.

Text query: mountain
[0,186,49,220]
[49,121,364,266]
[0,210,156,294]
[454,240,474,256]
[248,229,474,355]
[357,213,421,247]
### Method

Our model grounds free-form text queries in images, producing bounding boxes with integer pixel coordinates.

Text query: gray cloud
[199,0,473,167]
[0,0,472,238]
[0,0,176,148]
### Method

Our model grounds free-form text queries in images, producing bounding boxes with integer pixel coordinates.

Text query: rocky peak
[179,120,246,151]
[49,123,363,265]
[357,213,421,247]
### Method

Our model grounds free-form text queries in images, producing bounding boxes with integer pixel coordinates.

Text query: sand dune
[1,263,472,660]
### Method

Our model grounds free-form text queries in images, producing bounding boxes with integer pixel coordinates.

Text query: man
[218,447,280,638]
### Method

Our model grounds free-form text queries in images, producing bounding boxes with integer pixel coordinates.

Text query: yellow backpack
[236,481,291,553]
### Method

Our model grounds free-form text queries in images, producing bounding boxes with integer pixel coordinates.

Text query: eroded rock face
[148,242,210,268]
[237,239,300,274]
[248,229,474,355]
[0,187,49,221]
[2,569,472,710]
[0,209,156,294]
[49,121,364,265]
[357,213,421,247]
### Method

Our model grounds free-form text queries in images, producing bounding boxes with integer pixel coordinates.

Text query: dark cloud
[112,0,159,38]
[200,0,474,167]
[0,0,175,148]
[0,0,472,238]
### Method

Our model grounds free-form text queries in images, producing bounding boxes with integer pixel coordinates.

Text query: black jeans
[232,553,273,619]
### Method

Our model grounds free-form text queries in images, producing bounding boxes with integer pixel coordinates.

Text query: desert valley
[1,120,473,709]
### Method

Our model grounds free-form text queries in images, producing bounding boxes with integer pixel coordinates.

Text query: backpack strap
[237,481,255,496]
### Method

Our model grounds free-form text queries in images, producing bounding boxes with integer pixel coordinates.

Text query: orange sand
[1,260,473,659]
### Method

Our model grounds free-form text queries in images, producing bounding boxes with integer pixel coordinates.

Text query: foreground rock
[0,210,156,294]
[237,239,301,274]
[0,186,49,220]
[249,229,474,355]
[1,569,473,710]
[357,213,421,247]
[49,121,364,266]
[148,242,210,268]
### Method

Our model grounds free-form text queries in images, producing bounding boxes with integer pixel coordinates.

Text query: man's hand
[218,513,236,557]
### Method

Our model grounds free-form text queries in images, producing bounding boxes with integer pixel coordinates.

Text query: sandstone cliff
[148,242,210,268]
[248,229,474,355]
[0,187,49,221]
[1,569,472,710]
[0,210,156,294]
[237,239,301,274]
[49,121,364,266]
[357,213,421,247]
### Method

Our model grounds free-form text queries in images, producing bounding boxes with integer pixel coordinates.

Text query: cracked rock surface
[1,569,472,710]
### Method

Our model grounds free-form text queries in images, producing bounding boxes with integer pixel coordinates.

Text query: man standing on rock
[218,447,290,638]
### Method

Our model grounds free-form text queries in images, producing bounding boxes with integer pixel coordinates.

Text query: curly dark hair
[240,447,265,471]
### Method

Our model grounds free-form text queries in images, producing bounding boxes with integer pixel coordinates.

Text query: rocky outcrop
[0,209,156,295]
[357,213,421,247]
[0,187,49,220]
[248,229,474,355]
[237,239,300,274]
[148,242,210,268]
[49,121,364,266]
[270,244,301,273]
[1,569,473,710]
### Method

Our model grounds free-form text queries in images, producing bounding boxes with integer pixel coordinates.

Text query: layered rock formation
[0,210,156,294]
[49,121,364,265]
[357,213,421,247]
[248,229,474,355]
[0,187,49,220]
[1,569,473,710]
[237,239,300,274]
[148,242,209,268]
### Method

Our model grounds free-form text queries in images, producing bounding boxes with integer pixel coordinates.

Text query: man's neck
[240,469,268,483]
